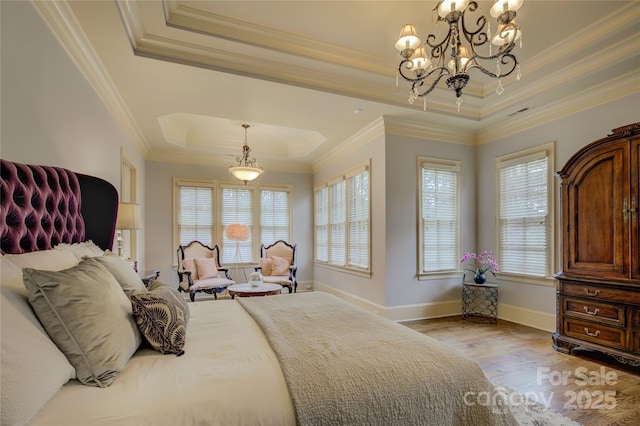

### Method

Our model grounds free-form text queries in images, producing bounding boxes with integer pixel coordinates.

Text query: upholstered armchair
[255,240,297,293]
[176,241,235,301]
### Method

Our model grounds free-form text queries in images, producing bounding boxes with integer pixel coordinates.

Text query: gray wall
[476,94,640,315]
[384,135,477,307]
[145,162,314,288]
[1,1,147,268]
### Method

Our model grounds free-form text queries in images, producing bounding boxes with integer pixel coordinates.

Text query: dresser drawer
[563,319,625,349]
[560,281,640,304]
[634,309,640,330]
[562,297,625,325]
[634,332,640,353]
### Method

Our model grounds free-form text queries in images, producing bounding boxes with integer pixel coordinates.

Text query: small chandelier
[229,124,263,184]
[395,0,524,112]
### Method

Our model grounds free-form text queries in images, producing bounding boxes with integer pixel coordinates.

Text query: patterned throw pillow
[270,255,291,276]
[194,257,218,279]
[130,284,189,356]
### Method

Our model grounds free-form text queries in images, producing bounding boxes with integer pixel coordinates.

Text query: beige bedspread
[29,300,296,426]
[238,292,518,426]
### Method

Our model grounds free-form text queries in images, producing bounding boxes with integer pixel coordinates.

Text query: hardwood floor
[402,316,640,426]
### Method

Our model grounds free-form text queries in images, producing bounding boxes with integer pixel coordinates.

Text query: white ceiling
[36,1,640,173]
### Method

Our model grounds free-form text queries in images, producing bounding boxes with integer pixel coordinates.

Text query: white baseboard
[498,303,556,332]
[313,282,386,314]
[313,282,556,331]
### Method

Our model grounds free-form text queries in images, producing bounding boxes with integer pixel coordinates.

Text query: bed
[0,159,517,426]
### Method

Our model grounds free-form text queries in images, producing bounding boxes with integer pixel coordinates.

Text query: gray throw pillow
[91,250,147,297]
[22,258,142,387]
[130,283,189,356]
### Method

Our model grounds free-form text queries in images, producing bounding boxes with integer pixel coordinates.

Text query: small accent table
[227,283,282,299]
[141,270,160,288]
[462,282,498,324]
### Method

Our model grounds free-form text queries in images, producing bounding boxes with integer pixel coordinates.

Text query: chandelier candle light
[395,0,524,111]
[229,124,263,185]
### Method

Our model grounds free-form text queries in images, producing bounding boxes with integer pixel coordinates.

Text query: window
[176,183,215,247]
[173,179,292,265]
[260,189,290,244]
[496,143,554,280]
[347,169,369,269]
[221,186,253,264]
[314,164,370,274]
[418,158,460,276]
[314,187,329,262]
[329,179,346,265]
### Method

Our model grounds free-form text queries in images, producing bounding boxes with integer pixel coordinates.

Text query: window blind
[420,163,459,272]
[177,185,214,246]
[498,155,549,277]
[221,186,253,263]
[347,170,369,269]
[314,187,329,262]
[329,180,346,266]
[260,189,290,245]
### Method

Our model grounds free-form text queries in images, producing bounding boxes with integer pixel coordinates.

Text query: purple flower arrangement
[460,251,499,275]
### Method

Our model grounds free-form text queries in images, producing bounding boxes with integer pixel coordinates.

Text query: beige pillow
[92,250,147,297]
[54,241,104,260]
[259,257,273,276]
[3,249,79,282]
[22,258,142,387]
[271,255,290,276]
[194,257,218,279]
[182,258,198,280]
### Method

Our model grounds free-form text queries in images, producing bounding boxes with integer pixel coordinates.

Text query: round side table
[462,282,498,324]
[227,283,283,299]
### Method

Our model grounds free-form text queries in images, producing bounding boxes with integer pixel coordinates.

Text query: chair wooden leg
[213,291,217,300]
[190,292,195,302]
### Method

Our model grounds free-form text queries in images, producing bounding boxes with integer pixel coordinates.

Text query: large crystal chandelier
[395,0,524,111]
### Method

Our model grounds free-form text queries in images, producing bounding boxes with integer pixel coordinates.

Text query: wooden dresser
[553,123,640,366]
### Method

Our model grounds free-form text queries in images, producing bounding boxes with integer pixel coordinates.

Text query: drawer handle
[583,306,600,316]
[583,328,601,337]
[583,288,600,297]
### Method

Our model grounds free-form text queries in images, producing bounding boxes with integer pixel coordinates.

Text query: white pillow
[3,249,79,281]
[54,240,104,260]
[0,256,76,426]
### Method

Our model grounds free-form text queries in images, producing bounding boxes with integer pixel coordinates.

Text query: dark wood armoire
[553,123,640,366]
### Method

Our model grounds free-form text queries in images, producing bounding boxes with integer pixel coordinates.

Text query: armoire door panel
[565,142,628,278]
[631,139,640,280]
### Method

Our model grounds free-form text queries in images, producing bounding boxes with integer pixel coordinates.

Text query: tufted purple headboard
[0,159,118,254]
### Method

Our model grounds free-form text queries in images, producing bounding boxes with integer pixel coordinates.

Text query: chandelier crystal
[395,0,524,112]
[229,124,263,184]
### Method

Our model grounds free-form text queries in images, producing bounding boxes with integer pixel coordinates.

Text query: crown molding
[147,149,313,175]
[31,0,150,155]
[311,117,386,172]
[383,117,476,145]
[477,70,640,145]
[163,0,392,77]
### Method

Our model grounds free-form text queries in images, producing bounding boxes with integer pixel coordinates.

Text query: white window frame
[417,157,461,279]
[314,162,371,277]
[495,142,555,286]
[173,178,292,266]
[120,151,138,262]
